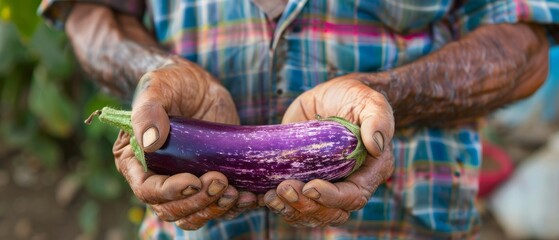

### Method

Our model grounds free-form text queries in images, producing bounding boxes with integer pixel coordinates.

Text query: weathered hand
[113,57,258,230]
[265,76,395,227]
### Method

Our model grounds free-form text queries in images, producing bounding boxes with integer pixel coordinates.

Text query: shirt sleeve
[38,0,145,29]
[450,0,559,43]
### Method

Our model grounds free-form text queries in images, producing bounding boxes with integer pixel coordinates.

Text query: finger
[264,190,310,225]
[264,189,285,212]
[236,191,258,209]
[281,204,321,228]
[219,191,259,220]
[359,90,394,158]
[301,179,366,212]
[275,180,342,224]
[133,173,202,204]
[330,211,350,226]
[175,185,239,230]
[281,95,318,124]
[257,194,267,207]
[131,73,171,152]
[114,134,202,204]
[150,171,229,221]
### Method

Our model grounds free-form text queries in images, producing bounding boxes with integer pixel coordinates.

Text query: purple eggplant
[86,107,366,193]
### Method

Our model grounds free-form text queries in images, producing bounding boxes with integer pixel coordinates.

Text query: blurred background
[0,1,558,239]
[0,0,142,239]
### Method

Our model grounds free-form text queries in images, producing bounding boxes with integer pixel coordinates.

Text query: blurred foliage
[0,0,137,236]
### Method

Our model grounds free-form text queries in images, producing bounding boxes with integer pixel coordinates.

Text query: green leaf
[0,0,41,39]
[319,115,367,173]
[79,200,99,234]
[29,23,73,78]
[85,170,123,200]
[0,21,27,74]
[26,135,61,168]
[0,70,26,115]
[0,113,38,147]
[28,64,77,138]
[0,115,61,169]
[80,138,113,167]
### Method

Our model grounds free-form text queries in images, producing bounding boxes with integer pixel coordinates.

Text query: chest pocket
[370,0,453,33]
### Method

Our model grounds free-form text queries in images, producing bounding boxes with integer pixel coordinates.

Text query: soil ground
[0,147,138,240]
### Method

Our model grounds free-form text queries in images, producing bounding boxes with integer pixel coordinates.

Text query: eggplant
[86,107,366,193]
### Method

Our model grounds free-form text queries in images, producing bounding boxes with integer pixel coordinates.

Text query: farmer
[41,1,557,239]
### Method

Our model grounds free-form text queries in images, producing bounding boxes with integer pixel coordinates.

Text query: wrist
[346,71,409,110]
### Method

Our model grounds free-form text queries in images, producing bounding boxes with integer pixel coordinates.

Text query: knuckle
[196,209,214,220]
[297,205,317,215]
[384,164,395,180]
[326,210,343,224]
[176,219,203,231]
[151,205,177,222]
[364,173,383,195]
[133,189,148,202]
[133,187,154,204]
[303,219,321,228]
[331,212,350,226]
[348,196,369,212]
[280,208,299,222]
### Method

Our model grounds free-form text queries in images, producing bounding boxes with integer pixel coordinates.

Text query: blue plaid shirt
[40,0,559,239]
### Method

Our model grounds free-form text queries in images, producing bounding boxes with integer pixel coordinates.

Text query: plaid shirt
[40,0,559,239]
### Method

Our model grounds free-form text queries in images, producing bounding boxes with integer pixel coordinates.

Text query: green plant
[0,0,137,236]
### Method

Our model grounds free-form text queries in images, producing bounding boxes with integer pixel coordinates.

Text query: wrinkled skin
[264,23,549,227]
[354,23,550,128]
[112,57,262,230]
[65,2,550,230]
[265,77,395,227]
[67,4,260,230]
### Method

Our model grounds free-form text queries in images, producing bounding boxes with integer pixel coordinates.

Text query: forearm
[66,3,172,100]
[355,23,549,127]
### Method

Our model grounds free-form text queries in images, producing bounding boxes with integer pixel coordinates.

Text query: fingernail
[208,180,226,196]
[182,185,200,196]
[302,188,320,199]
[373,131,384,153]
[218,196,236,208]
[282,185,299,203]
[143,127,159,148]
[268,197,285,211]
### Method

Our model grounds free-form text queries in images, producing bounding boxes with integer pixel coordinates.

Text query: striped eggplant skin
[145,117,358,193]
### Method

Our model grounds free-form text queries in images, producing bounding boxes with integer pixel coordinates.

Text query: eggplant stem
[84,107,147,171]
[84,110,102,125]
[320,116,367,174]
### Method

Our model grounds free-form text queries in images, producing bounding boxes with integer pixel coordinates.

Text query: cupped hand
[264,76,395,227]
[113,57,258,230]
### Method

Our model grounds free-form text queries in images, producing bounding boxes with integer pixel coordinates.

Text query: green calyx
[85,107,147,171]
[316,115,367,174]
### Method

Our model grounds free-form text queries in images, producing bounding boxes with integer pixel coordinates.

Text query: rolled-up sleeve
[451,0,559,42]
[38,0,145,29]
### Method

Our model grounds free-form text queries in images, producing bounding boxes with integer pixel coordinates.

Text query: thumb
[131,80,171,153]
[359,91,394,158]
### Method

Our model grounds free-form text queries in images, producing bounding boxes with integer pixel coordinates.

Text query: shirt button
[276,88,284,95]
